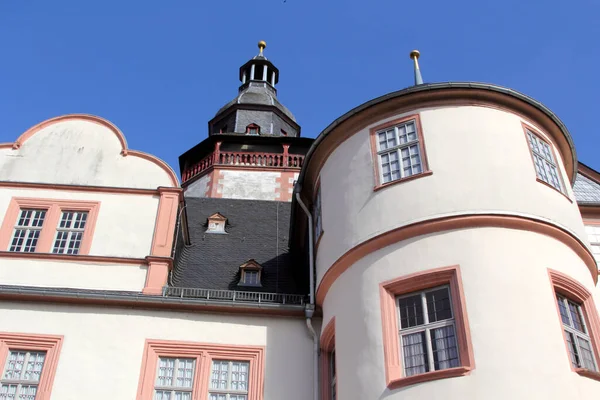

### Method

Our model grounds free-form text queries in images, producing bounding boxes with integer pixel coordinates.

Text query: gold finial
[409,49,420,60]
[409,50,423,85]
[258,40,267,55]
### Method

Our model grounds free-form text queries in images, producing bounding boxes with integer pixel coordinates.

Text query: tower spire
[258,40,266,57]
[410,50,423,85]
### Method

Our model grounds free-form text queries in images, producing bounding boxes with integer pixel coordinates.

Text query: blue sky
[1,0,599,174]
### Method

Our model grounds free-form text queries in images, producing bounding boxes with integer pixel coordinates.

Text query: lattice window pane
[526,130,562,191]
[9,210,46,253]
[577,337,596,371]
[52,211,88,254]
[568,301,585,333]
[0,384,18,399]
[398,294,424,329]
[377,120,423,184]
[1,351,45,400]
[209,360,250,399]
[210,361,229,390]
[401,332,428,376]
[557,296,571,325]
[157,358,176,387]
[431,325,460,370]
[426,287,452,323]
[154,390,172,400]
[176,359,194,388]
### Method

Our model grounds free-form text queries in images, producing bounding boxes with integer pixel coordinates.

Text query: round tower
[293,53,599,399]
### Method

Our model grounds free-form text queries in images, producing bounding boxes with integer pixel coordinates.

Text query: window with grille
[9,209,46,253]
[584,224,600,268]
[0,350,46,400]
[52,211,88,255]
[154,357,196,400]
[329,350,336,400]
[397,286,459,377]
[556,294,597,371]
[525,129,563,192]
[241,270,260,286]
[376,120,423,184]
[208,360,250,400]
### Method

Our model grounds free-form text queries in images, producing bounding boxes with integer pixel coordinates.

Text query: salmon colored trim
[0,114,179,187]
[521,122,571,202]
[142,257,172,295]
[0,197,100,255]
[136,340,265,400]
[583,218,600,227]
[151,188,181,257]
[0,180,171,196]
[379,265,474,389]
[369,114,431,190]
[316,213,597,305]
[183,165,303,188]
[0,332,63,400]
[581,207,600,220]
[0,251,165,267]
[548,269,600,381]
[320,317,337,400]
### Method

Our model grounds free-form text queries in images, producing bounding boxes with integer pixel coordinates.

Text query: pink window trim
[548,269,600,382]
[320,317,336,400]
[0,197,100,255]
[379,265,475,389]
[136,340,264,400]
[0,332,63,400]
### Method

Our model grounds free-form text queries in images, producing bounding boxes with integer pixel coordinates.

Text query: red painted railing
[182,151,305,182]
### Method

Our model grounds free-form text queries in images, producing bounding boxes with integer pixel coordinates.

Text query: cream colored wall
[322,228,600,399]
[0,259,147,291]
[316,106,587,284]
[0,188,159,258]
[0,119,174,189]
[0,303,314,400]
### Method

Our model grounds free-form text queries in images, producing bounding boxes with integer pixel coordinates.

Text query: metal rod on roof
[410,50,424,85]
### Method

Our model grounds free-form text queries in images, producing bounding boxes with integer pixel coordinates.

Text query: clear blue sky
[1,0,599,174]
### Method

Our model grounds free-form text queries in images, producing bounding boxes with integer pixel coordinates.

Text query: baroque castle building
[0,42,599,399]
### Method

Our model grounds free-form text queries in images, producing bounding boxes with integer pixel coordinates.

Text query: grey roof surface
[173,197,304,294]
[215,84,296,122]
[574,173,600,205]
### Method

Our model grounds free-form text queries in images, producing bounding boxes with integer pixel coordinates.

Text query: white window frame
[0,350,47,399]
[525,129,563,192]
[241,270,260,286]
[51,210,88,255]
[153,356,196,399]
[208,360,250,400]
[556,294,598,371]
[376,119,423,184]
[396,285,459,377]
[9,209,46,253]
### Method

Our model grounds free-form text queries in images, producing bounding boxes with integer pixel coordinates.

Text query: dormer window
[239,260,262,287]
[246,124,260,135]
[206,213,227,234]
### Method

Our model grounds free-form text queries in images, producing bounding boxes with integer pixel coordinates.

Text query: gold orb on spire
[410,49,420,60]
[258,40,267,54]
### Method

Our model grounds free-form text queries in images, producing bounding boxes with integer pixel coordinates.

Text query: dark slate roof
[215,84,296,121]
[574,173,600,205]
[173,197,304,294]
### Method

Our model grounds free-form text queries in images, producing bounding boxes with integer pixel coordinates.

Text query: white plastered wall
[316,106,587,284]
[322,228,600,399]
[218,170,281,200]
[0,119,174,189]
[0,188,158,291]
[0,303,314,400]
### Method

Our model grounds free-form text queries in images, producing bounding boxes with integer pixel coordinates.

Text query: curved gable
[0,115,178,189]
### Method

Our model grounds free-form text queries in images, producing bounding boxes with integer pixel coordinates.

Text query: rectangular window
[9,209,46,253]
[0,350,46,399]
[376,120,423,184]
[557,295,597,371]
[525,129,563,192]
[584,224,600,268]
[313,183,322,245]
[154,357,195,400]
[209,360,250,400]
[397,286,459,377]
[52,211,88,255]
[242,270,260,286]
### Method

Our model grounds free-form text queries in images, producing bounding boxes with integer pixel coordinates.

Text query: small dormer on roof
[206,212,227,234]
[238,259,262,287]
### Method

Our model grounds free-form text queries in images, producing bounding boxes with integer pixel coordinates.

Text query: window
[0,198,100,255]
[557,295,597,371]
[549,269,600,381]
[9,209,46,252]
[52,211,88,255]
[209,360,250,399]
[137,340,264,400]
[245,124,260,135]
[584,223,600,268]
[320,318,336,400]
[379,266,474,389]
[524,126,564,192]
[238,260,262,287]
[0,333,63,400]
[206,213,227,234]
[398,286,459,377]
[313,182,322,245]
[376,119,422,184]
